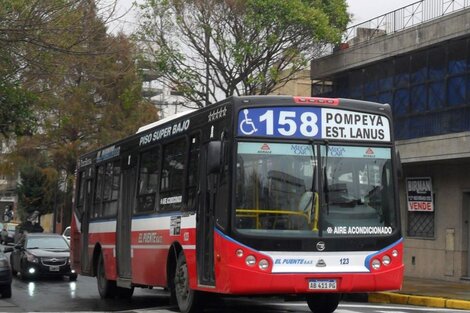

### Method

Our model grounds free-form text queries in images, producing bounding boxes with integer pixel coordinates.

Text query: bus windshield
[321,145,397,236]
[235,142,318,237]
[235,142,397,237]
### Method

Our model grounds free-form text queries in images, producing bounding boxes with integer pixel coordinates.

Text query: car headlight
[0,259,8,267]
[26,253,39,263]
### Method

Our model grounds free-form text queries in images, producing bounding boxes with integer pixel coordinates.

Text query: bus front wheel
[306,293,341,313]
[174,251,202,313]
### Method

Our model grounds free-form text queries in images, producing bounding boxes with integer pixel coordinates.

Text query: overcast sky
[348,0,416,24]
[111,0,417,34]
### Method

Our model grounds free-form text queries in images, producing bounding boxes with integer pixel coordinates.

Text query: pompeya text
[324,111,386,140]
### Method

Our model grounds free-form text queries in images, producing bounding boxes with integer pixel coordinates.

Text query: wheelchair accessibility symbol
[239,109,258,135]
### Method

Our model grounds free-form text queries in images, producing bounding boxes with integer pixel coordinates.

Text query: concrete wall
[400,161,470,281]
[270,69,311,97]
[397,132,470,163]
[311,8,470,78]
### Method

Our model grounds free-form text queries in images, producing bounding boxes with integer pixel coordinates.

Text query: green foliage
[16,165,55,221]
[0,82,37,137]
[0,1,159,225]
[135,0,349,107]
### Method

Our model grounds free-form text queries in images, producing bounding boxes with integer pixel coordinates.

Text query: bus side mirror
[207,141,222,174]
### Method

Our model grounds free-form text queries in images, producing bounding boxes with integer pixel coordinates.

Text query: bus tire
[97,253,116,299]
[306,293,341,313]
[174,251,202,313]
[116,286,134,299]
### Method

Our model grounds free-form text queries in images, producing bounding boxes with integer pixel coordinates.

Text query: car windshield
[26,237,69,249]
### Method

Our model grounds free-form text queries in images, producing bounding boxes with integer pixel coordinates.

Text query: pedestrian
[0,228,7,245]
[16,229,27,246]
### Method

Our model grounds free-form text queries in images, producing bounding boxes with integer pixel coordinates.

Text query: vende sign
[406,177,434,212]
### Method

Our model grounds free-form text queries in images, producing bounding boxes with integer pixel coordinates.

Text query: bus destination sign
[237,107,390,142]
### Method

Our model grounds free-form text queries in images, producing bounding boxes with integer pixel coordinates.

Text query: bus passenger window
[102,161,120,217]
[76,171,86,218]
[186,136,200,210]
[160,139,186,211]
[93,165,104,218]
[136,147,160,213]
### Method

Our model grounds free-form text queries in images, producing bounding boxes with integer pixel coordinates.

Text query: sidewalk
[368,277,470,310]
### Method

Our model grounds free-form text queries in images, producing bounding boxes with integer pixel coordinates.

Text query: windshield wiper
[323,140,330,215]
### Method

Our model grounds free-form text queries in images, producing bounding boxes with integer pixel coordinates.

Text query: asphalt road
[0,274,466,313]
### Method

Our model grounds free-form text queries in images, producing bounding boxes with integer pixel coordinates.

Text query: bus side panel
[130,232,169,286]
[130,215,197,287]
[89,221,117,280]
[213,230,404,295]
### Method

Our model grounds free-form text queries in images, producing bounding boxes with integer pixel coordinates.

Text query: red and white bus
[71,96,403,313]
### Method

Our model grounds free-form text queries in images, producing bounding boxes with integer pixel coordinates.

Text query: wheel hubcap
[175,262,189,302]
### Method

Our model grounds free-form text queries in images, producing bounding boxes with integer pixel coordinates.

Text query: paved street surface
[0,274,466,313]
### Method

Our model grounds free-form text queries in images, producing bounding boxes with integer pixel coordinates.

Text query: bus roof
[136,109,196,134]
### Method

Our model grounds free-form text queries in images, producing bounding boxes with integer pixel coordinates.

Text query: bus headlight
[258,259,269,271]
[382,255,391,266]
[392,249,399,258]
[245,255,256,267]
[371,259,381,270]
[236,249,244,258]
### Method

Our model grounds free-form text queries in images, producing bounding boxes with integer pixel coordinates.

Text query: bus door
[80,172,93,275]
[196,142,218,286]
[116,153,136,284]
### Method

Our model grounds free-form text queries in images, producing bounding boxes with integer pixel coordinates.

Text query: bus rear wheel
[306,293,341,313]
[97,253,116,299]
[174,251,202,313]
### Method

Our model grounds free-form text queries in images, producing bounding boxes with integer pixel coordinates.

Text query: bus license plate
[49,266,60,272]
[309,279,337,290]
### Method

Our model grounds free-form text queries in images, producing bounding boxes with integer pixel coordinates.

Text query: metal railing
[322,0,470,55]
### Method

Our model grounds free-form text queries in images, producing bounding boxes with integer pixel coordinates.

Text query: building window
[407,212,434,238]
[407,193,435,238]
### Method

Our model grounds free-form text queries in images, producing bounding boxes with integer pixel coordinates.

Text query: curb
[368,292,470,310]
